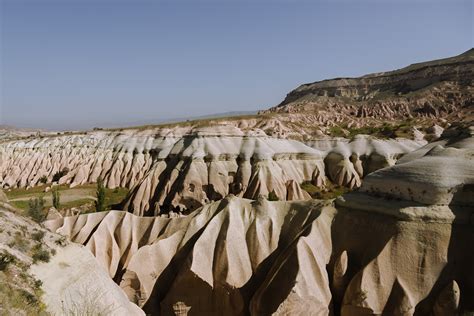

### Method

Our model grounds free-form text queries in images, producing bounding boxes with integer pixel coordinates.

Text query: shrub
[27,197,46,223]
[0,251,15,271]
[31,244,50,263]
[38,176,48,184]
[52,168,69,182]
[8,232,29,252]
[267,190,279,201]
[301,179,350,200]
[60,286,117,316]
[52,187,60,209]
[54,236,67,247]
[95,177,106,212]
[31,230,45,242]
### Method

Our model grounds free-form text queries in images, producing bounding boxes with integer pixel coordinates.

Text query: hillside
[261,49,474,131]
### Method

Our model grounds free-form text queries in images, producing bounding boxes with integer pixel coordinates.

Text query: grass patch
[0,280,47,315]
[267,190,279,201]
[61,198,94,209]
[301,179,350,200]
[8,232,30,252]
[328,126,347,137]
[5,185,52,200]
[31,230,45,242]
[104,187,129,209]
[328,120,419,139]
[6,184,129,214]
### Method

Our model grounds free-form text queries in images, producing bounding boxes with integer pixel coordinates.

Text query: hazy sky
[0,0,472,130]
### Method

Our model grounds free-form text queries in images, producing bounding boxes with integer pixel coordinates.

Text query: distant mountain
[98,111,257,130]
[262,49,473,124]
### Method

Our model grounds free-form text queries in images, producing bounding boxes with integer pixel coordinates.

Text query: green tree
[267,190,279,201]
[28,196,46,222]
[52,187,60,209]
[38,175,48,184]
[95,177,106,212]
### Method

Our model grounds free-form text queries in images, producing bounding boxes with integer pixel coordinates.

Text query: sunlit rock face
[0,125,423,215]
[44,127,474,315]
[331,126,474,315]
[263,49,474,126]
[45,198,336,315]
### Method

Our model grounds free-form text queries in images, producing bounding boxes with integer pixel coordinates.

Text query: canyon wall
[44,127,474,315]
[263,49,474,126]
[0,126,423,215]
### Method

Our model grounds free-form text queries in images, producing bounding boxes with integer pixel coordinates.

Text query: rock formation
[332,126,474,315]
[0,206,143,315]
[0,126,423,215]
[44,125,474,315]
[2,50,473,315]
[262,49,474,127]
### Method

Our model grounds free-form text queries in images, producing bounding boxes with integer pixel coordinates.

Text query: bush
[31,244,50,263]
[27,197,46,223]
[95,177,106,212]
[8,232,29,252]
[60,286,117,316]
[54,236,67,247]
[267,190,279,201]
[52,187,60,209]
[31,230,45,242]
[38,176,48,184]
[300,180,349,200]
[52,168,69,182]
[0,251,15,271]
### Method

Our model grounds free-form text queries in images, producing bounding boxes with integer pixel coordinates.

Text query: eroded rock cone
[433,280,460,316]
[332,250,349,302]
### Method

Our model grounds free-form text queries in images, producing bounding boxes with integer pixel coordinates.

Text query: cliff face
[0,125,423,215]
[262,49,474,126]
[44,126,474,315]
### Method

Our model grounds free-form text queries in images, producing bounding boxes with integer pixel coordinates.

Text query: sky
[0,0,472,130]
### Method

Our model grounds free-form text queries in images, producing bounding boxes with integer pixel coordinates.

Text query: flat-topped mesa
[262,49,474,123]
[0,126,424,215]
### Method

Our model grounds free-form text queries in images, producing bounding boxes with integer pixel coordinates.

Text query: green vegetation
[60,286,117,316]
[27,197,46,223]
[31,230,45,242]
[328,120,419,139]
[8,232,29,252]
[31,244,51,264]
[6,185,53,200]
[0,277,47,315]
[301,179,350,200]
[328,126,347,137]
[38,176,48,184]
[6,183,129,214]
[267,190,279,201]
[52,187,60,209]
[95,177,107,212]
[0,251,15,271]
[52,168,69,182]
[104,187,129,209]
[0,230,48,314]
